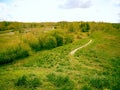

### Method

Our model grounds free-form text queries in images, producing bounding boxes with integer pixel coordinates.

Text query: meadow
[0,22,120,90]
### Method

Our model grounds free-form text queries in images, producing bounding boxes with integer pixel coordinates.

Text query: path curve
[69,39,92,55]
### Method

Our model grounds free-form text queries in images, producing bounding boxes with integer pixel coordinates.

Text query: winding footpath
[69,39,93,55]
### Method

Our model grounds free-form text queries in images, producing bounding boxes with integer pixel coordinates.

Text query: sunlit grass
[0,22,120,90]
[0,40,29,64]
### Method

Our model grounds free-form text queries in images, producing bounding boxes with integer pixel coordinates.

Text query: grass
[89,76,110,89]
[74,31,120,89]
[81,84,92,90]
[15,74,42,88]
[0,30,74,65]
[0,24,120,90]
[47,73,74,90]
[0,41,29,64]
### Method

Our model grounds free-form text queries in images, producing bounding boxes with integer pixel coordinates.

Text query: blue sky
[0,0,120,23]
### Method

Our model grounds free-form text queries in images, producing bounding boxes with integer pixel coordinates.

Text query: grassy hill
[0,22,120,90]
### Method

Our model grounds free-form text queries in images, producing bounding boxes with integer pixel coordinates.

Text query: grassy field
[0,22,120,90]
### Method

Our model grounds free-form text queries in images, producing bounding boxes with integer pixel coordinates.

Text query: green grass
[47,73,74,90]
[0,41,29,64]
[15,74,42,88]
[0,30,74,65]
[0,26,120,90]
[74,31,120,89]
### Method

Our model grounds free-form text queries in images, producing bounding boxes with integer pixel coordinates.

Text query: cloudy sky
[0,0,120,23]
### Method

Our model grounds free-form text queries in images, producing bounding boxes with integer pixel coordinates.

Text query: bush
[80,22,90,32]
[81,84,92,90]
[41,35,57,49]
[15,74,42,88]
[15,75,28,86]
[0,42,29,65]
[22,33,40,51]
[51,31,65,46]
[64,34,74,44]
[30,77,41,87]
[22,31,74,51]
[47,73,74,90]
[68,24,75,32]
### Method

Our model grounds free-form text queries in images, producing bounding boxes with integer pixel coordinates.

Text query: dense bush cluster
[0,30,73,65]
[22,33,40,51]
[0,42,29,64]
[22,30,73,51]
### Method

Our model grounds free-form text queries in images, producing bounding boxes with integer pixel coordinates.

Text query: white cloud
[0,0,119,22]
[111,0,120,6]
[59,0,92,9]
[0,3,12,20]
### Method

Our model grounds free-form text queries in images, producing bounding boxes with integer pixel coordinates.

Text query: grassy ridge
[75,31,120,90]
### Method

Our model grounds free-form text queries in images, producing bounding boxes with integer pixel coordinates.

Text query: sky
[0,0,120,23]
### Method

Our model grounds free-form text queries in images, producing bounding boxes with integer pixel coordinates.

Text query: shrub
[22,33,40,51]
[38,34,45,50]
[51,31,65,46]
[0,42,29,65]
[15,74,42,88]
[15,75,28,86]
[38,34,57,50]
[47,73,74,90]
[81,84,92,90]
[22,31,74,51]
[64,34,74,44]
[30,77,41,87]
[42,35,57,49]
[68,24,75,32]
[47,73,56,82]
[80,22,90,32]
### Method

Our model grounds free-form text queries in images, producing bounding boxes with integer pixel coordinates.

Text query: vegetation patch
[47,73,74,90]
[15,74,42,88]
[0,22,120,90]
[89,76,110,89]
[0,41,29,64]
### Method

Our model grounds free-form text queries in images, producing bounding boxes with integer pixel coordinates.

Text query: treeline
[0,21,57,31]
[0,21,119,32]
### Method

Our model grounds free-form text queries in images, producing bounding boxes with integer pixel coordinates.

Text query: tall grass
[50,30,74,46]
[15,74,42,88]
[22,30,73,51]
[0,41,29,64]
[50,30,65,46]
[38,34,57,49]
[47,73,74,90]
[0,29,74,65]
[90,76,110,89]
[22,33,40,51]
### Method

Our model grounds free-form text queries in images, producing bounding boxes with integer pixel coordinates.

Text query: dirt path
[69,39,92,55]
